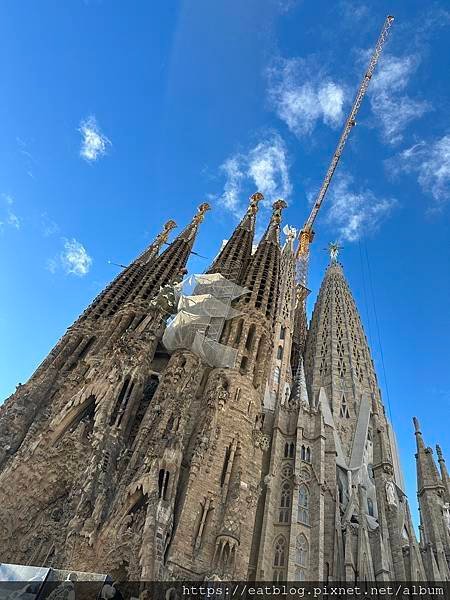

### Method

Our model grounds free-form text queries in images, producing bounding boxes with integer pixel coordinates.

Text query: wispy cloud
[217,134,292,217]
[79,115,111,162]
[368,53,430,145]
[47,238,93,276]
[325,173,396,242]
[41,213,60,237]
[388,135,450,209]
[267,57,346,137]
[0,194,21,231]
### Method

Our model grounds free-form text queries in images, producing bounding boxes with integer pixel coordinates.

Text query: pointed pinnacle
[193,202,211,225]
[413,416,421,434]
[155,220,177,248]
[248,192,264,215]
[436,445,444,461]
[271,199,287,224]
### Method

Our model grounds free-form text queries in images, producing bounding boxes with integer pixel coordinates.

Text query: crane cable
[363,238,394,423]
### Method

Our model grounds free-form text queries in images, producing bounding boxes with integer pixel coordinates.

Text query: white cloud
[390,135,450,208]
[61,238,93,275]
[267,57,346,136]
[247,138,292,205]
[0,194,21,231]
[325,173,396,242]
[219,157,246,216]
[218,135,292,217]
[368,53,430,144]
[47,238,93,276]
[79,115,111,162]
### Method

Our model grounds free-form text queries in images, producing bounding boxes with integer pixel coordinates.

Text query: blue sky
[1,0,449,523]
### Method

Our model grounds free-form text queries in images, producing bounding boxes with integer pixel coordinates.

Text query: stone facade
[0,195,448,582]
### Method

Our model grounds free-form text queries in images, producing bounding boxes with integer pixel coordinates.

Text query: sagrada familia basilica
[0,194,449,583]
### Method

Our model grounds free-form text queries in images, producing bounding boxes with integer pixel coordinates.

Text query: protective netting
[162,274,248,368]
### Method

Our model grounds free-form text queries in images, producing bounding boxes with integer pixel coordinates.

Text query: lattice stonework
[306,262,380,458]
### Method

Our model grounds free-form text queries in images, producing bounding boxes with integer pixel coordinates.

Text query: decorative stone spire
[240,200,286,322]
[207,192,263,282]
[261,199,287,243]
[82,218,178,321]
[134,203,210,302]
[305,260,380,460]
[413,417,444,494]
[413,418,450,580]
[436,445,450,497]
[328,241,342,264]
[137,220,177,265]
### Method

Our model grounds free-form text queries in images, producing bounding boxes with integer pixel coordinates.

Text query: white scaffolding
[162,273,249,368]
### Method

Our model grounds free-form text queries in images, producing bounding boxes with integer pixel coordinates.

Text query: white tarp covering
[162,273,248,368]
[178,294,241,319]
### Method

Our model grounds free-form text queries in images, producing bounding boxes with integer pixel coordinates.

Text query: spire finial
[271,199,287,224]
[413,416,421,434]
[328,241,342,263]
[192,202,211,225]
[155,219,177,248]
[248,192,264,215]
[437,445,444,461]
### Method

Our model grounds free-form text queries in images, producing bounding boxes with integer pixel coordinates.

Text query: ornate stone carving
[385,480,397,508]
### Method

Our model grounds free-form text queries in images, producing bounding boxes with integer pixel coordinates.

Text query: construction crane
[296,15,394,290]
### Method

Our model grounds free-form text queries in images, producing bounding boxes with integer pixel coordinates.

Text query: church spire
[82,218,178,321]
[436,444,450,498]
[240,200,286,322]
[137,219,177,265]
[134,203,210,302]
[305,258,380,460]
[207,192,263,282]
[413,417,444,494]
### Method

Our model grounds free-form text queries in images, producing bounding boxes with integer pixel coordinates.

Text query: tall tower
[0,204,209,573]
[255,248,429,582]
[413,418,450,580]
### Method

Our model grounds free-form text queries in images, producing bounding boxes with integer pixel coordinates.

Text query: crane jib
[295,15,394,286]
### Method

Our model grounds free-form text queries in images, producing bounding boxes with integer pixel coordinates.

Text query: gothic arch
[298,484,309,524]
[295,534,309,580]
[273,535,287,581]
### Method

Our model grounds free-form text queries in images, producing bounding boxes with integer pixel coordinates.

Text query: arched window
[279,482,292,523]
[283,440,295,459]
[367,497,374,517]
[273,536,286,581]
[277,346,283,360]
[245,324,256,351]
[295,535,308,580]
[301,445,311,463]
[280,326,286,340]
[298,485,309,524]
